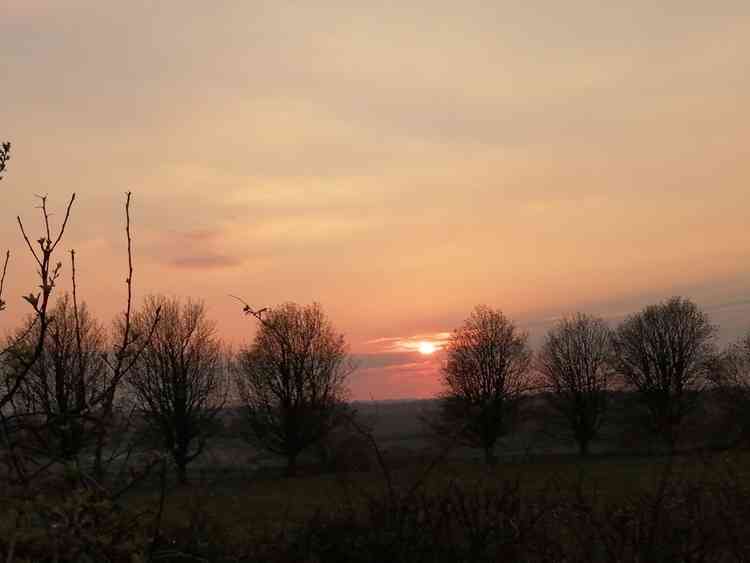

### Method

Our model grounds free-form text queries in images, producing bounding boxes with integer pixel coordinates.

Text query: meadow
[120,445,750,561]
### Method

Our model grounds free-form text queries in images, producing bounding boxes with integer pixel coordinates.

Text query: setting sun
[418,341,436,355]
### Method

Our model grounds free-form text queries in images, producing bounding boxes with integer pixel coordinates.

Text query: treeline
[2,142,750,561]
[0,149,366,560]
[1,291,353,482]
[2,141,748,486]
[5,283,749,484]
[431,301,750,463]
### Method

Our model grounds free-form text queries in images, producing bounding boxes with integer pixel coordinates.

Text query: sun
[418,341,436,355]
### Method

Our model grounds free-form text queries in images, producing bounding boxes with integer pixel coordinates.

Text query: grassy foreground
[124,450,750,559]
[3,450,750,561]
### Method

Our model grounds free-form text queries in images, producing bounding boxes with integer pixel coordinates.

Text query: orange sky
[2,1,749,399]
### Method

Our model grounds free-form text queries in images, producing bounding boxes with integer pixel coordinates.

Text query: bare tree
[720,331,750,392]
[0,194,163,485]
[0,194,76,412]
[711,330,750,446]
[612,296,717,450]
[435,305,532,464]
[537,314,614,456]
[0,155,163,558]
[126,295,226,484]
[2,295,107,461]
[234,301,353,477]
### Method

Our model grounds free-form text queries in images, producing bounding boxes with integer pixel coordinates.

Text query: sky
[2,1,749,399]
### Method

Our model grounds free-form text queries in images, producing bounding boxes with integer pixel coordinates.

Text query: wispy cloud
[350,353,443,400]
[144,229,244,271]
[3,0,750,400]
[366,332,452,353]
[170,254,243,270]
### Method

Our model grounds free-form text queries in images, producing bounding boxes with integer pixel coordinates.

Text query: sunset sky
[2,1,749,399]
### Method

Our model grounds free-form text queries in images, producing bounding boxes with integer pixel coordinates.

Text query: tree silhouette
[0,194,76,413]
[0,151,166,558]
[126,295,226,484]
[537,313,614,456]
[2,295,107,461]
[612,296,717,450]
[234,302,353,477]
[436,305,532,464]
[712,330,750,445]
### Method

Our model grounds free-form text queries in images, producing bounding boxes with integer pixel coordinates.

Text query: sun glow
[418,341,436,355]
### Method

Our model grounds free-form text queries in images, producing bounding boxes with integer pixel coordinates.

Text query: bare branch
[0,141,10,181]
[1,195,77,411]
[16,216,42,267]
[0,250,9,313]
[230,294,268,323]
[51,193,76,249]
[116,191,134,370]
[70,249,84,399]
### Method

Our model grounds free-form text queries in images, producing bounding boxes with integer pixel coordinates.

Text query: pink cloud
[365,331,452,353]
[142,229,244,270]
[349,352,443,400]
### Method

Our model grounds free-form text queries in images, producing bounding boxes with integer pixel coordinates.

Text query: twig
[52,194,76,249]
[70,249,84,404]
[147,458,169,563]
[0,194,76,411]
[0,250,9,311]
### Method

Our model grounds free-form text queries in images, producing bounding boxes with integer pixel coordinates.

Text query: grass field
[126,448,750,548]
[3,396,749,561]
[3,441,750,561]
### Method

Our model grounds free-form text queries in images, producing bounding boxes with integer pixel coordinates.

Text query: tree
[3,295,107,461]
[712,330,750,446]
[612,296,717,450]
[721,330,750,392]
[719,331,750,388]
[436,305,532,464]
[1,192,153,489]
[234,302,352,477]
[0,194,76,413]
[126,295,226,484]
[0,153,164,559]
[537,314,614,456]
